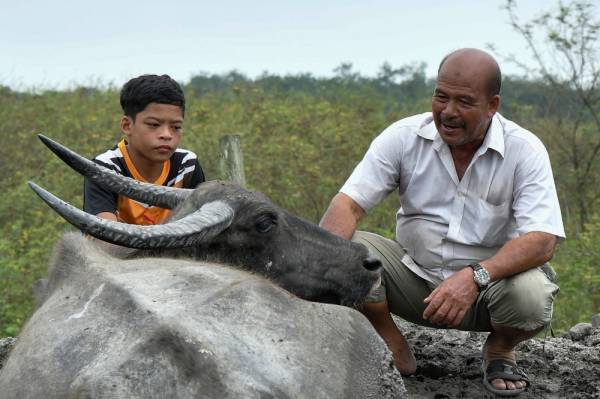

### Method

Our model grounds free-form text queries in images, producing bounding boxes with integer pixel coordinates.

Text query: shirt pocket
[464,197,511,246]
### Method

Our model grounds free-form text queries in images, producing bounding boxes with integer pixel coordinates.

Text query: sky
[0,0,572,91]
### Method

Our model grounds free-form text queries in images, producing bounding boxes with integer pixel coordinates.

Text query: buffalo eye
[255,215,277,233]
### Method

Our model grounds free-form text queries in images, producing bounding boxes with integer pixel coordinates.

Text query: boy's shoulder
[93,143,126,173]
[166,147,204,187]
[169,147,200,171]
[172,147,198,160]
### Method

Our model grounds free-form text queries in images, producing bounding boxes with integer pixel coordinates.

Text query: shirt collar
[484,114,505,157]
[417,113,505,158]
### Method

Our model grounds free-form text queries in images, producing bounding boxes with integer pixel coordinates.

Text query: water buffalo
[0,136,405,398]
[29,135,382,307]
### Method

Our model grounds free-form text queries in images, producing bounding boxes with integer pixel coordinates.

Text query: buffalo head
[30,135,381,306]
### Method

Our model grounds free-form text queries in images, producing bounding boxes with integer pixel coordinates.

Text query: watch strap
[468,262,490,290]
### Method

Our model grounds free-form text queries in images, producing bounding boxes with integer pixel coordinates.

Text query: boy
[84,74,205,224]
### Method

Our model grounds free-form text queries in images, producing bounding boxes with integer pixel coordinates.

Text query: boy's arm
[187,159,206,188]
[96,212,118,221]
[82,178,118,248]
[83,176,118,220]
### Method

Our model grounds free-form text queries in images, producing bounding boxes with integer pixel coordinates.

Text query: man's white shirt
[341,112,565,286]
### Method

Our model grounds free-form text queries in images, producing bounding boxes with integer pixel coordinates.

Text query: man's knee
[487,268,559,331]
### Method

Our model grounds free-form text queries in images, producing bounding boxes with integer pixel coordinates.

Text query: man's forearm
[319,193,365,240]
[480,231,558,282]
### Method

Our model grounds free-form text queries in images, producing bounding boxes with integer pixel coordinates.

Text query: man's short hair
[120,74,185,119]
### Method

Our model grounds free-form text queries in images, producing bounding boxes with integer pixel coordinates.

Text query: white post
[219,134,246,187]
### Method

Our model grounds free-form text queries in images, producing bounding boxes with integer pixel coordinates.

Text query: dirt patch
[397,318,600,398]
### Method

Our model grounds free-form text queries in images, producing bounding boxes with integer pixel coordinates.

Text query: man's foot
[386,332,417,375]
[483,326,537,395]
[482,358,530,396]
[358,300,417,375]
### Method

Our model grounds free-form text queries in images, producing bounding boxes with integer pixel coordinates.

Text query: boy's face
[120,102,184,164]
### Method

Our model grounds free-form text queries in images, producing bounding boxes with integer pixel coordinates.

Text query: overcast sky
[0,0,576,90]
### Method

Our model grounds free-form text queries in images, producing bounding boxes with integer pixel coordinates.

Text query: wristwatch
[468,263,491,290]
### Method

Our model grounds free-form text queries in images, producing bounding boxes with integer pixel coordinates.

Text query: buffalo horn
[38,134,192,209]
[28,182,234,249]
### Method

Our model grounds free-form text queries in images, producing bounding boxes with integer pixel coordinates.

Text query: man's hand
[422,268,479,327]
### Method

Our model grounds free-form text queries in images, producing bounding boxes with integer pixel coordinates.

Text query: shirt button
[458,191,465,197]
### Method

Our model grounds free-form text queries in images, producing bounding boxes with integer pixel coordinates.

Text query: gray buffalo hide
[0,233,405,398]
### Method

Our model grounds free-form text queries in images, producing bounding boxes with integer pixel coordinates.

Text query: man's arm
[319,193,366,239]
[423,231,558,327]
[480,231,557,281]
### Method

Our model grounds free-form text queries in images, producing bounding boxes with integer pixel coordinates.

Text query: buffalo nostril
[363,255,382,271]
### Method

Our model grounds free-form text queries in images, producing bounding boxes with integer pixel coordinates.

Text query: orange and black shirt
[83,139,205,225]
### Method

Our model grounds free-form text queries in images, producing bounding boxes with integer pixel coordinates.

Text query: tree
[499,0,600,234]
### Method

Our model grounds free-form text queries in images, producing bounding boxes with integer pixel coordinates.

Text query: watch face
[474,269,490,285]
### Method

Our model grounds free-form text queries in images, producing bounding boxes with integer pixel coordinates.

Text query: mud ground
[397,318,600,398]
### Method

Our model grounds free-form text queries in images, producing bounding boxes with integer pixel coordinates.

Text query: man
[320,48,564,396]
[84,74,205,224]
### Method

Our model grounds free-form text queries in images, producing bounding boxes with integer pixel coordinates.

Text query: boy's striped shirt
[83,139,205,225]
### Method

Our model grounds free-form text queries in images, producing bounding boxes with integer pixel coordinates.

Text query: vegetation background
[1,0,598,337]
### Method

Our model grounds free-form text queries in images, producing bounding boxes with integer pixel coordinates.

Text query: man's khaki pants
[353,231,559,332]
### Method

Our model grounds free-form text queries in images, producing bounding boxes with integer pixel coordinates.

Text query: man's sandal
[482,359,530,397]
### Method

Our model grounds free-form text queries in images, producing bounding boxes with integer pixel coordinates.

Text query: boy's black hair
[120,74,185,119]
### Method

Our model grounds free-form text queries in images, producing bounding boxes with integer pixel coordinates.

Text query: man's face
[431,61,499,150]
[121,102,184,164]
